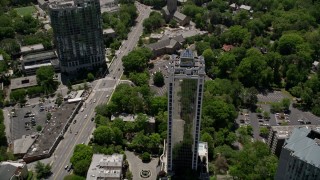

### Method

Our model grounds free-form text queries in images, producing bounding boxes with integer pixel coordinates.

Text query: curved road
[49,3,151,179]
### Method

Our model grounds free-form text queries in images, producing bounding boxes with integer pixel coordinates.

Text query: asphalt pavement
[49,3,152,179]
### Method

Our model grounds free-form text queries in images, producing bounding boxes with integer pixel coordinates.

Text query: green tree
[134,114,148,132]
[260,127,269,137]
[143,12,165,33]
[46,113,52,120]
[122,48,152,73]
[202,99,237,129]
[35,161,51,179]
[148,133,161,153]
[56,93,63,106]
[281,98,291,110]
[93,126,115,145]
[36,66,57,94]
[70,144,93,176]
[201,132,214,154]
[278,33,304,55]
[153,71,164,87]
[129,72,149,86]
[141,152,151,162]
[149,96,167,115]
[195,41,210,55]
[87,73,94,82]
[202,48,215,71]
[36,125,42,132]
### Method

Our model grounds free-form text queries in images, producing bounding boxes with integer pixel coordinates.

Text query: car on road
[65,165,68,170]
[93,99,96,103]
[106,95,110,98]
[80,107,84,112]
[73,119,77,124]
[84,114,88,119]
[91,117,94,121]
[67,165,73,172]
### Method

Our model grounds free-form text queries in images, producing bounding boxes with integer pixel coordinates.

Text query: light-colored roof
[10,76,38,90]
[284,128,320,168]
[240,5,251,11]
[198,142,208,157]
[87,154,123,180]
[24,63,53,70]
[20,44,44,53]
[173,11,187,21]
[44,24,52,30]
[103,28,115,34]
[150,33,163,39]
[111,114,155,123]
[313,61,319,67]
[14,135,36,155]
[0,54,3,61]
[230,3,236,8]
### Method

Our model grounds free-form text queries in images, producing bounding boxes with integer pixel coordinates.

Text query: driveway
[125,151,159,180]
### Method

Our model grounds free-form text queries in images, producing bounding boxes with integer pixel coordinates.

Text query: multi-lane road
[49,3,151,179]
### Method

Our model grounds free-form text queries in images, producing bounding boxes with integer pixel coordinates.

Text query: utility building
[49,0,106,73]
[166,49,205,177]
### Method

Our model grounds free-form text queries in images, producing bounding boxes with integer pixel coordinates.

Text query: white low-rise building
[87,154,123,180]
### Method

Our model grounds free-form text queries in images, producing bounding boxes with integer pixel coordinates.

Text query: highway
[49,2,151,179]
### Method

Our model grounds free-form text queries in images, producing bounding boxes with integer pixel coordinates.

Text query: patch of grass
[281,89,294,99]
[121,74,128,80]
[15,6,36,17]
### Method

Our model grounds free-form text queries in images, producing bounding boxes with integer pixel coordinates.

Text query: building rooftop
[22,51,57,63]
[24,103,78,159]
[0,54,3,61]
[103,28,115,35]
[173,11,187,21]
[284,127,320,168]
[20,44,44,54]
[168,49,206,76]
[0,161,26,180]
[271,125,320,139]
[14,135,37,155]
[313,61,319,67]
[111,114,155,123]
[239,5,251,11]
[10,76,38,90]
[87,154,123,180]
[198,142,208,157]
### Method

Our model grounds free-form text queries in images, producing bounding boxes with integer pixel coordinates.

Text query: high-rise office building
[275,127,320,180]
[49,0,106,73]
[167,49,205,176]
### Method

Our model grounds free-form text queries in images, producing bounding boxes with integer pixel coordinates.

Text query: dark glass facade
[167,50,206,178]
[49,0,105,73]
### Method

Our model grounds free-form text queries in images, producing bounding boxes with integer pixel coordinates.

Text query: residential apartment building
[275,127,320,180]
[49,0,106,73]
[87,154,123,180]
[166,49,205,177]
[268,125,320,157]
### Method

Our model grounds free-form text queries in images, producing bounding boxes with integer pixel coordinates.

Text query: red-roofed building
[222,44,235,52]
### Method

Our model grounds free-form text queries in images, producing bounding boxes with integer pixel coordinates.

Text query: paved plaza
[125,151,159,180]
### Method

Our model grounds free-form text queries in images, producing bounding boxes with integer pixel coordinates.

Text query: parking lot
[149,57,170,96]
[10,101,56,140]
[236,91,320,141]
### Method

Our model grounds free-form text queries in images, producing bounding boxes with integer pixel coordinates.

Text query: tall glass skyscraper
[49,0,106,73]
[167,49,206,177]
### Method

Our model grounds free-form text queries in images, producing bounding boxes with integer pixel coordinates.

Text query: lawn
[15,6,36,17]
